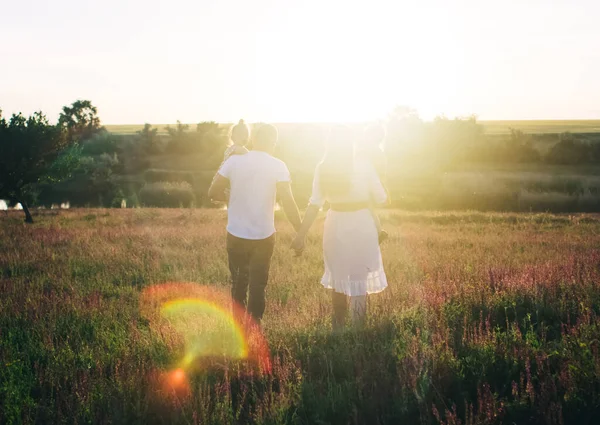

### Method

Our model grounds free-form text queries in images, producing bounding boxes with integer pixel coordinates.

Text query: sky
[1,0,599,124]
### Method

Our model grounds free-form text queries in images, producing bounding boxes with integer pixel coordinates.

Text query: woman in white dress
[291,125,388,328]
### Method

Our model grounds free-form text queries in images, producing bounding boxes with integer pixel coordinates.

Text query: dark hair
[318,125,355,198]
[254,124,278,149]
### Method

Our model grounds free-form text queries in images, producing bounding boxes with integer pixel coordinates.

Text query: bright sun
[251,1,461,123]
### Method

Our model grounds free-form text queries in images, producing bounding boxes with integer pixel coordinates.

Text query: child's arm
[224,145,249,161]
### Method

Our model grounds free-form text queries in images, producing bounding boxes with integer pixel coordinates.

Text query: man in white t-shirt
[208,124,302,322]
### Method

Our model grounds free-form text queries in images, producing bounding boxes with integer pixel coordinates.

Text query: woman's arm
[298,204,320,237]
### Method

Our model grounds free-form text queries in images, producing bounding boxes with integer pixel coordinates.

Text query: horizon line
[103,118,600,126]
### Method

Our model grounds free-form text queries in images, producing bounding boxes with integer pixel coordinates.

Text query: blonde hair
[230,119,250,146]
[318,125,356,198]
[363,123,386,149]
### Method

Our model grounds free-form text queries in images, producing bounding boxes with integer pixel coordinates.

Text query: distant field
[105,120,600,135]
[480,120,600,135]
[105,124,186,135]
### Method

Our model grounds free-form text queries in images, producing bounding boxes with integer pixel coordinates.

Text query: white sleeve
[309,167,325,207]
[368,163,387,204]
[276,161,291,183]
[218,156,235,179]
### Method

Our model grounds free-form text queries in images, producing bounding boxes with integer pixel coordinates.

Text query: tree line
[2,102,600,222]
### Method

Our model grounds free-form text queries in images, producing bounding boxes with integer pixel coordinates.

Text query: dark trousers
[226,232,275,322]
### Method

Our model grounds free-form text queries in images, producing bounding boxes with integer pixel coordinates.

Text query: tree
[165,121,191,154]
[386,105,424,161]
[428,115,483,167]
[137,123,161,154]
[58,100,102,142]
[504,129,541,163]
[545,132,591,165]
[197,121,228,161]
[0,110,76,223]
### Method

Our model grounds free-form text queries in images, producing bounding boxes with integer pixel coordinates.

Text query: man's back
[218,150,290,240]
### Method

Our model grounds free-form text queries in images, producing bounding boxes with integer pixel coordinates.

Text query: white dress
[309,159,388,296]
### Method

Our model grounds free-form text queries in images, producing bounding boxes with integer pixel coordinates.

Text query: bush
[125,192,140,208]
[192,171,220,207]
[545,133,593,164]
[81,132,122,155]
[111,188,126,208]
[144,169,194,185]
[517,190,578,212]
[577,190,600,212]
[165,121,229,156]
[139,182,194,207]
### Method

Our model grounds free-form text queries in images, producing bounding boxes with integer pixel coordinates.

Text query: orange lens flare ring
[141,282,272,385]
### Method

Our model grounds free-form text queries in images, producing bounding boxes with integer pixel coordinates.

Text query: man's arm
[296,204,319,238]
[277,181,302,232]
[208,173,230,202]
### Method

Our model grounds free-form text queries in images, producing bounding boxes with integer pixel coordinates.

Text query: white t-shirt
[218,150,291,240]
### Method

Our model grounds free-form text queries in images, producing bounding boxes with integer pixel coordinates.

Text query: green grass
[1,209,600,424]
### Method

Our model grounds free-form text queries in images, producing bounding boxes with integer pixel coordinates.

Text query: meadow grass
[1,209,600,424]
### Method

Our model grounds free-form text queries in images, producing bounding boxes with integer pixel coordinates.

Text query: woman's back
[310,158,387,207]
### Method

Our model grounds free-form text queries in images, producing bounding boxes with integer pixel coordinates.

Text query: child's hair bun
[231,119,250,145]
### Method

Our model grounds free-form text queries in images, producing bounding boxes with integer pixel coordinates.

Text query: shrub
[545,133,592,164]
[137,123,162,154]
[125,192,140,208]
[81,132,122,155]
[144,169,194,185]
[518,190,578,212]
[139,182,194,207]
[577,190,600,212]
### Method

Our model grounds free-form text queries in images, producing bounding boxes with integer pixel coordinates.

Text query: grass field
[2,209,600,424]
[105,120,600,136]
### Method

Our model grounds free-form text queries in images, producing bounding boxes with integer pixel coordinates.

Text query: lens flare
[160,298,248,366]
[141,283,271,383]
[163,368,190,397]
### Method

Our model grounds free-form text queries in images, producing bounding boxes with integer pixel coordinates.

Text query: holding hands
[291,232,306,257]
[289,204,320,257]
